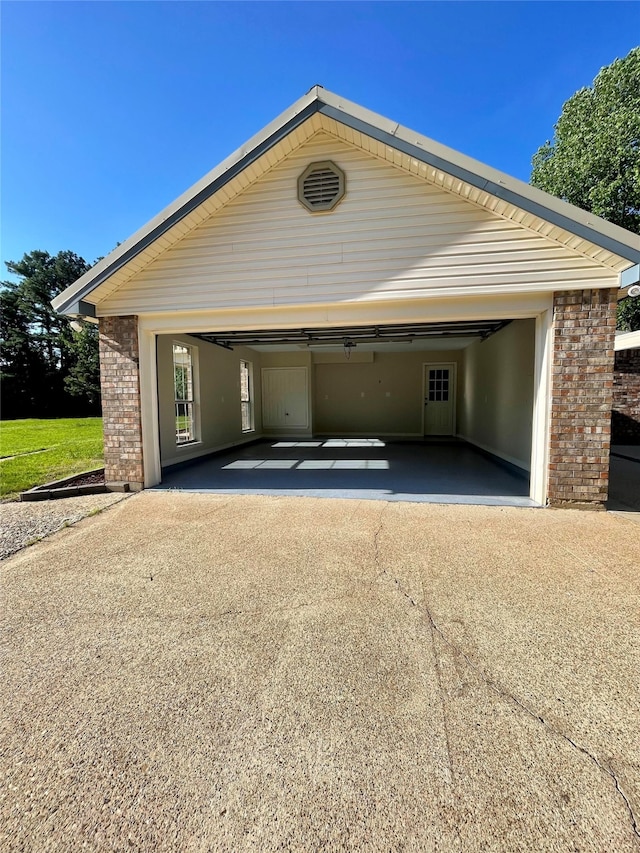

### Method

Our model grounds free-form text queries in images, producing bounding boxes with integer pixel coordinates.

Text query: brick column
[548,289,618,509]
[98,316,144,491]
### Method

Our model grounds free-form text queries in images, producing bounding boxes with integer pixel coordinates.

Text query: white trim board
[139,327,161,487]
[615,329,640,351]
[136,292,555,336]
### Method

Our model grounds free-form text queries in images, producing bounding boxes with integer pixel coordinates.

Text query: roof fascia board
[60,299,97,319]
[620,264,640,288]
[53,96,323,315]
[77,300,97,318]
[318,103,640,266]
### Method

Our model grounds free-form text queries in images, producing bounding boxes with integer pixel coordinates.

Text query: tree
[530,47,640,330]
[616,295,640,332]
[0,250,101,419]
[64,322,101,407]
[0,285,48,417]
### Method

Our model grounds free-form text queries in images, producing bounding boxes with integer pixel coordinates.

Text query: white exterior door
[424,363,456,435]
[262,367,309,429]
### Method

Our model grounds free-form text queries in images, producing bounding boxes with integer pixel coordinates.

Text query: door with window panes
[424,363,455,435]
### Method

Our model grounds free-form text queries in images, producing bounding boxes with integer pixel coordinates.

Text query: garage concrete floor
[1,493,639,852]
[157,438,534,507]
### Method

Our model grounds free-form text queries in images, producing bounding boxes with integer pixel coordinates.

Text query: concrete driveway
[1,493,639,852]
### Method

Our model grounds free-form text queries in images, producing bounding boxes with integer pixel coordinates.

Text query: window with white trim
[240,360,253,432]
[173,344,196,444]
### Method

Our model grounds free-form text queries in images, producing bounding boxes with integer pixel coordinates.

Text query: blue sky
[1,1,639,274]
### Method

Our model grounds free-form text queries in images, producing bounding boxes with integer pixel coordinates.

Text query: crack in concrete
[556,540,613,580]
[378,566,640,841]
[427,608,640,841]
[372,505,386,577]
[372,511,456,786]
[428,612,456,786]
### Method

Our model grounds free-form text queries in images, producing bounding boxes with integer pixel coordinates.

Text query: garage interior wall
[458,319,535,471]
[157,321,535,471]
[157,334,263,467]
[314,350,464,436]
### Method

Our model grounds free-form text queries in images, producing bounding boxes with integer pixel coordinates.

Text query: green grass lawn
[0,418,104,499]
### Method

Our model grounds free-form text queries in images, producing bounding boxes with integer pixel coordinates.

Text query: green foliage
[531,48,640,233]
[64,323,101,405]
[0,250,101,418]
[0,417,104,498]
[531,48,640,331]
[617,296,640,332]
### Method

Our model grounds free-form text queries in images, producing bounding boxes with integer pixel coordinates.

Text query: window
[428,368,450,402]
[173,344,196,444]
[240,360,253,432]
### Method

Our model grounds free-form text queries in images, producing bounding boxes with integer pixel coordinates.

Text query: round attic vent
[298,161,345,212]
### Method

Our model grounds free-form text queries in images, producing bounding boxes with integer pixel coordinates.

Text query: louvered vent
[298,161,345,212]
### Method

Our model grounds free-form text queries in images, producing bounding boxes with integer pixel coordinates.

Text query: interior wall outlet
[360,392,365,397]
[386,391,391,397]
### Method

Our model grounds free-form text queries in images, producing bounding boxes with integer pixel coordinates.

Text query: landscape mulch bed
[20,469,107,501]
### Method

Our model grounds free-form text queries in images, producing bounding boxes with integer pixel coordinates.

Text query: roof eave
[52,87,324,315]
[315,92,640,265]
[53,86,640,317]
[620,264,640,289]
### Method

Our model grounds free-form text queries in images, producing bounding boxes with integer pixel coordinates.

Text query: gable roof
[53,86,640,318]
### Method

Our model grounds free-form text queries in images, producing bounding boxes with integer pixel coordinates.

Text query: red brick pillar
[98,316,144,491]
[548,289,618,509]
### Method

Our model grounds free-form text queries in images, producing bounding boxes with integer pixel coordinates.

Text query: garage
[52,87,640,508]
[152,317,536,505]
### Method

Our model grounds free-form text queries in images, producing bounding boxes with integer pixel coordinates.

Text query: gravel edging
[0,493,129,561]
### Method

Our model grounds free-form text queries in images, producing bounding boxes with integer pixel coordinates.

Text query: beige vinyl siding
[458,320,535,471]
[98,134,617,316]
[157,334,262,467]
[314,350,463,436]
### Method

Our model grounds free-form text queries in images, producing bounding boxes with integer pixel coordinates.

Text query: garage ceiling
[192,320,511,351]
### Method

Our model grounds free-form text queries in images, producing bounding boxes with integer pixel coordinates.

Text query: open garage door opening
[154,318,536,506]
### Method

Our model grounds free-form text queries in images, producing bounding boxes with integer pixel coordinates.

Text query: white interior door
[262,367,309,429]
[424,363,456,435]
